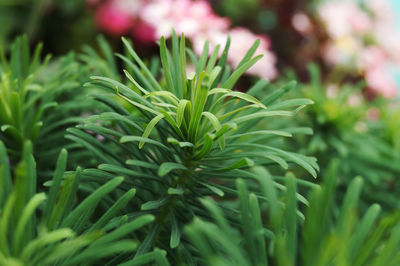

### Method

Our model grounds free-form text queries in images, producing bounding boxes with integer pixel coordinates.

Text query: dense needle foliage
[0,141,157,265]
[276,65,400,210]
[186,162,400,266]
[0,36,100,177]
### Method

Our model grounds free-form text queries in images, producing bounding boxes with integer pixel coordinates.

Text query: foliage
[186,161,400,266]
[0,35,100,177]
[0,140,160,266]
[274,65,400,210]
[66,32,318,263]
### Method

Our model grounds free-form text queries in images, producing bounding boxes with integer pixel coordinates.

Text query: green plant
[67,32,318,263]
[0,35,100,176]
[277,64,400,209]
[0,140,167,265]
[186,161,400,266]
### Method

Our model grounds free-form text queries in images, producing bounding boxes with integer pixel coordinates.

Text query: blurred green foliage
[0,0,97,54]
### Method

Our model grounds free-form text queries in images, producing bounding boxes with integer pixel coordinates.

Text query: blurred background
[2,0,400,99]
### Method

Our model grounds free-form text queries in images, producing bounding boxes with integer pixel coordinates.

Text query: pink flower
[141,0,230,39]
[91,0,276,80]
[95,2,133,36]
[317,0,400,98]
[318,1,371,39]
[292,12,313,34]
[373,25,400,63]
[131,21,157,44]
[365,66,397,98]
[318,0,400,69]
[357,46,386,71]
[95,0,158,42]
